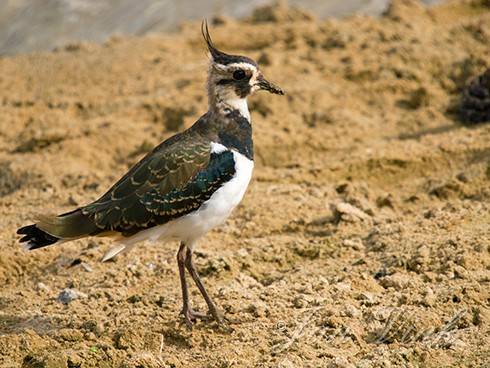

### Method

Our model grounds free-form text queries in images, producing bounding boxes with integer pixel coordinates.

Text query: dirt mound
[0,0,489,367]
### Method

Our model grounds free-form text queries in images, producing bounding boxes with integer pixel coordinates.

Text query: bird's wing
[80,133,236,235]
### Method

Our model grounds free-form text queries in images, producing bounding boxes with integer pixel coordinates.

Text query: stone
[57,288,87,304]
[333,202,371,222]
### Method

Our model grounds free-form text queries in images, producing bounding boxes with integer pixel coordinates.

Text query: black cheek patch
[217,79,233,85]
[217,79,252,98]
[235,82,252,98]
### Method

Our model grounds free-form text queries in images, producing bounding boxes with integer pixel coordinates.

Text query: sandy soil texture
[0,0,489,367]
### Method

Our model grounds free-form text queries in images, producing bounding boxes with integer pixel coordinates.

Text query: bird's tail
[17,224,60,250]
[17,208,99,250]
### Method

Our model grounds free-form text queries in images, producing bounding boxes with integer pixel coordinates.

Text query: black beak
[257,76,285,95]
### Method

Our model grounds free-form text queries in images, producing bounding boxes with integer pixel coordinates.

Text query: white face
[210,61,261,100]
[202,21,284,102]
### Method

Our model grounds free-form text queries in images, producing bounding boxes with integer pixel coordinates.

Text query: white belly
[163,149,253,243]
[118,146,253,247]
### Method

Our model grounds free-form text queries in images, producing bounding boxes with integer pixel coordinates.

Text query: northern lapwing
[17,21,284,326]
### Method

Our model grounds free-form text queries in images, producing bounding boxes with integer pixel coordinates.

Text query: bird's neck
[207,84,251,122]
[201,93,253,160]
[212,97,250,122]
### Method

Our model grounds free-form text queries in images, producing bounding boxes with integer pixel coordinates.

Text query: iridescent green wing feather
[81,132,211,234]
[81,133,236,236]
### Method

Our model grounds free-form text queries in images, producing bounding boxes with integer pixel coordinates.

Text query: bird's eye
[233,70,246,80]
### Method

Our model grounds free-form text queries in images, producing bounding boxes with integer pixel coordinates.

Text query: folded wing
[36,134,236,240]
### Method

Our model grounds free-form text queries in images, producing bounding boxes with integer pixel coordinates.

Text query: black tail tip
[17,224,59,250]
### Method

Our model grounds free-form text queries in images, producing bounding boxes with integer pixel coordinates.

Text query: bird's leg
[177,242,193,326]
[177,242,210,327]
[184,246,225,324]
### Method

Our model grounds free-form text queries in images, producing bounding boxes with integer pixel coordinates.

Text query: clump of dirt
[0,162,25,197]
[460,68,490,124]
[249,0,315,23]
[0,0,489,367]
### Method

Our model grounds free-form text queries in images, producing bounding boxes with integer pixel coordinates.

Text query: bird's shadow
[158,317,234,349]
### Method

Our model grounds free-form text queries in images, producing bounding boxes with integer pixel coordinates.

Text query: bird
[17,20,284,327]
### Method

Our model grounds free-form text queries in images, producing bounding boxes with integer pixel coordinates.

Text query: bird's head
[202,21,284,111]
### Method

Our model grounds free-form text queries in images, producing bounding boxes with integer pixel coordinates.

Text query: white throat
[224,98,250,121]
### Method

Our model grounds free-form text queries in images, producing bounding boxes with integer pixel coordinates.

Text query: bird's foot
[208,307,235,333]
[180,306,232,331]
[208,306,225,325]
[181,307,211,328]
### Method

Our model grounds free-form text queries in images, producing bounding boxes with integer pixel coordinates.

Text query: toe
[180,308,196,328]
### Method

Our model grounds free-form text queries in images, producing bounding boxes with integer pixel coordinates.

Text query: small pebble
[334,282,351,293]
[456,172,468,183]
[293,295,308,308]
[81,262,93,272]
[328,356,355,368]
[343,238,363,250]
[36,282,50,292]
[82,319,104,336]
[334,202,371,222]
[57,288,87,304]
[357,292,377,306]
[342,304,360,318]
[155,295,165,307]
[127,295,142,303]
[422,287,436,307]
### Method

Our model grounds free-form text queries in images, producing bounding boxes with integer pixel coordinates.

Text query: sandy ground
[0,0,489,367]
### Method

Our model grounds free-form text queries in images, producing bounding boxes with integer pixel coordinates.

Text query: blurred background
[1,0,443,55]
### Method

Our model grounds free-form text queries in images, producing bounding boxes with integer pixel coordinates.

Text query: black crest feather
[201,19,221,60]
[201,19,258,67]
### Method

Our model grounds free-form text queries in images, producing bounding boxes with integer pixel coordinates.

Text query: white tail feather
[101,244,133,262]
